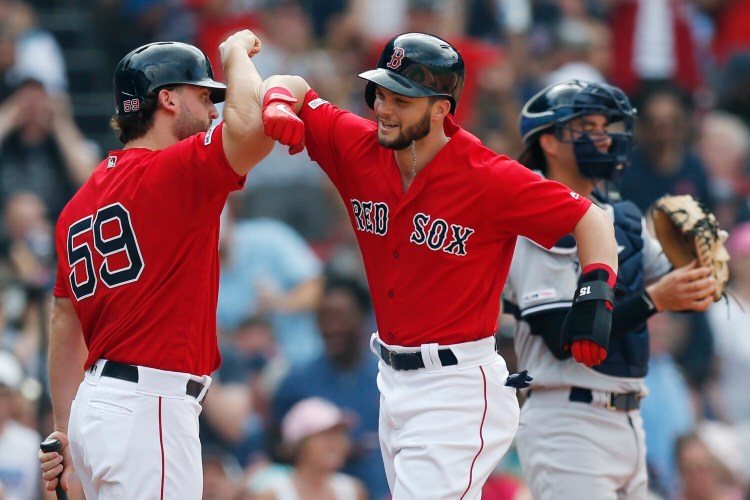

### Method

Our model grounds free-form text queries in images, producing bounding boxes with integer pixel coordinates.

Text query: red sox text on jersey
[350,199,475,256]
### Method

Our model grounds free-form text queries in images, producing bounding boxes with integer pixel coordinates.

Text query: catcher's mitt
[651,194,729,301]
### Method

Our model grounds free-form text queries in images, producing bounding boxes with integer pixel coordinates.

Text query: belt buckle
[605,393,618,412]
[387,350,396,366]
[381,346,395,366]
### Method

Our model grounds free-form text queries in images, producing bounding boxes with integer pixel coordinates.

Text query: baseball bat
[40,438,69,500]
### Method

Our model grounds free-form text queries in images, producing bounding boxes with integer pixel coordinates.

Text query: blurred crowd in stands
[1,0,750,498]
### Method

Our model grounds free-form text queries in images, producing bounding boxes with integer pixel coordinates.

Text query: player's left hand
[561,266,615,368]
[569,339,607,368]
[262,87,304,155]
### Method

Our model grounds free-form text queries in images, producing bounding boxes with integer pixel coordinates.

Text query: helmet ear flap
[365,82,376,110]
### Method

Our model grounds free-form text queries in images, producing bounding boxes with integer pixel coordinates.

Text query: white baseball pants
[372,334,520,500]
[68,359,211,500]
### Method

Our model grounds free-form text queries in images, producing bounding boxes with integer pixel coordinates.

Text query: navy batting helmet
[114,41,226,117]
[358,32,465,114]
[518,79,636,179]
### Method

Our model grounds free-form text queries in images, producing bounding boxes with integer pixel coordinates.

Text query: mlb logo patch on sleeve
[308,98,328,109]
[107,156,117,168]
[204,124,218,145]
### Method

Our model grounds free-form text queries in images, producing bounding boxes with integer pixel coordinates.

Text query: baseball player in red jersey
[258,33,620,499]
[37,30,273,499]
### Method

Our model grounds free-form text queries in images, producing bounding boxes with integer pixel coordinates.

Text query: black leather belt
[379,344,458,371]
[569,386,641,412]
[100,361,204,399]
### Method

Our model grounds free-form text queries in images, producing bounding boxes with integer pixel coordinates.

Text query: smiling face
[373,86,438,150]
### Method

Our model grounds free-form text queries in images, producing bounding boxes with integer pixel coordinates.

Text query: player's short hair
[109,90,164,144]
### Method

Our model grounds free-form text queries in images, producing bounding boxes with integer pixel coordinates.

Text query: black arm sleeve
[611,290,657,340]
[525,308,572,360]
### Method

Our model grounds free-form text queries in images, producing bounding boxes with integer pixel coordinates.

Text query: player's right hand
[219,29,262,66]
[262,87,305,155]
[647,260,715,312]
[39,431,74,493]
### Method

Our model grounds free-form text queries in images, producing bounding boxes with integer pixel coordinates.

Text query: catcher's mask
[358,32,465,114]
[114,41,226,118]
[519,79,636,180]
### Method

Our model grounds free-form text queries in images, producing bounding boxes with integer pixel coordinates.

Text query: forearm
[220,41,274,174]
[611,290,657,340]
[49,297,87,433]
[572,204,618,274]
[260,75,311,114]
[223,44,264,139]
[273,277,324,313]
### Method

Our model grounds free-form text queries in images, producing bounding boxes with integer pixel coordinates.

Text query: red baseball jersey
[53,122,245,375]
[300,90,592,347]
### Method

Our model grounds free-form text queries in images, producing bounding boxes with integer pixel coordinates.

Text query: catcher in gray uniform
[504,80,717,500]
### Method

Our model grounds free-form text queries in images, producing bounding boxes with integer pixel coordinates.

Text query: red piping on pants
[460,366,487,499]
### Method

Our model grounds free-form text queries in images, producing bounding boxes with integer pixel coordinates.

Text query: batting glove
[561,264,616,368]
[262,87,305,155]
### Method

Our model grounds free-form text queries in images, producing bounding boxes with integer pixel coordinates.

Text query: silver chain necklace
[410,140,417,178]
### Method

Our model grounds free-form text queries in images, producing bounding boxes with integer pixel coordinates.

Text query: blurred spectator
[695,0,750,68]
[0,0,67,95]
[620,83,714,212]
[695,111,750,227]
[271,276,385,498]
[94,0,193,70]
[189,0,262,83]
[202,447,246,500]
[233,0,342,243]
[641,312,696,498]
[0,80,98,219]
[201,316,280,467]
[706,222,750,424]
[607,0,701,96]
[0,349,41,500]
[715,51,750,132]
[218,203,324,367]
[1,191,54,293]
[542,16,611,87]
[257,397,367,500]
[674,431,746,500]
[0,20,15,99]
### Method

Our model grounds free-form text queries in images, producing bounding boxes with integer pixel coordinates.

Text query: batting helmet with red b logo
[113,41,226,118]
[359,32,465,114]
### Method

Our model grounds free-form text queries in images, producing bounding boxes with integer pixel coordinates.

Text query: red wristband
[263,86,297,108]
[582,263,617,288]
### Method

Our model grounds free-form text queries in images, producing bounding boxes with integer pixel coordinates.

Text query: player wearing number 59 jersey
[39,31,274,500]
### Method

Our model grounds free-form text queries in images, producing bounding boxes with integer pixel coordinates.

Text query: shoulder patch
[204,124,218,145]
[107,156,117,169]
[308,98,328,109]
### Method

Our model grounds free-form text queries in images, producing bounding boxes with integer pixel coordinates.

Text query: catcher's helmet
[519,79,636,179]
[358,32,465,114]
[114,41,226,117]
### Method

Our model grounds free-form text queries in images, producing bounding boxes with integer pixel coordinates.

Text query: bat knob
[40,438,62,453]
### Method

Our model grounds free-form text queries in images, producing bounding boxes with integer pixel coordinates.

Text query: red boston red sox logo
[386,47,405,70]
